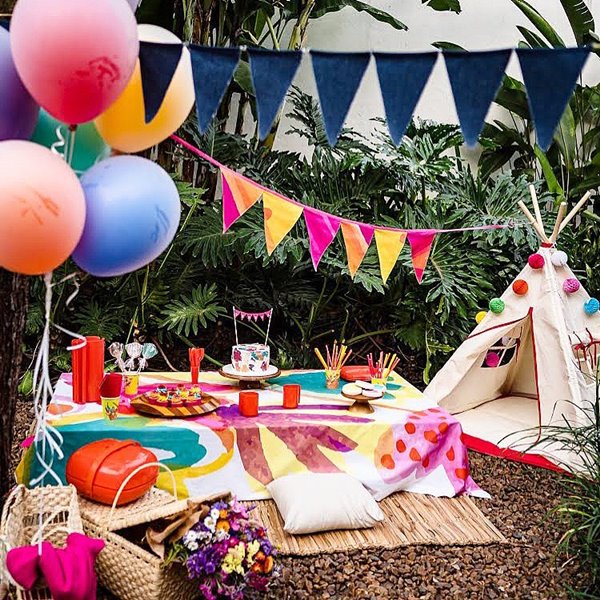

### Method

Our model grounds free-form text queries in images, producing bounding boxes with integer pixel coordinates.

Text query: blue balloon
[0,27,39,141]
[72,156,181,277]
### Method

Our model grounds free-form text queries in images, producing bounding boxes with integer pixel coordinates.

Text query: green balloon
[31,110,109,175]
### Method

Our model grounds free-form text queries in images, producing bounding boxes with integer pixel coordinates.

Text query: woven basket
[79,462,229,600]
[0,484,83,600]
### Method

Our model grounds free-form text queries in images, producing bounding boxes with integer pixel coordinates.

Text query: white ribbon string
[50,125,66,159]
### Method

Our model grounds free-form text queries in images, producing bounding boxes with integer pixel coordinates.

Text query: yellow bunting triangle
[375,229,407,284]
[263,192,304,255]
[341,222,373,278]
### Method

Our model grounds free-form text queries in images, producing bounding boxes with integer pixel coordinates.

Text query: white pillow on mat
[266,473,384,534]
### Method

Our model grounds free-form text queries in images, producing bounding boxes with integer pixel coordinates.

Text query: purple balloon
[0,27,38,141]
[72,156,181,277]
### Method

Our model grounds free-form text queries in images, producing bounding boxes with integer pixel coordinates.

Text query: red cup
[239,391,259,417]
[283,384,300,409]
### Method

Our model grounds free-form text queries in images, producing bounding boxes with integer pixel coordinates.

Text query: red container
[340,365,372,382]
[71,336,105,404]
[66,439,158,506]
[282,384,300,409]
[239,391,258,417]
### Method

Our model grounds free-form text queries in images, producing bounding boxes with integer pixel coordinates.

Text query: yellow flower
[216,520,230,532]
[219,509,228,519]
[246,540,260,562]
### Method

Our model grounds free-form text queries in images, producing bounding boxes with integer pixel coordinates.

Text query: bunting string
[172,134,513,283]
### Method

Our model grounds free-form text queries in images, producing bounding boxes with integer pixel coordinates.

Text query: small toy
[512,279,528,295]
[528,253,545,269]
[584,298,600,315]
[489,298,505,314]
[563,278,581,294]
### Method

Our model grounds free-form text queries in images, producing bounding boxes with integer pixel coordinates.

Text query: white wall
[274,0,600,153]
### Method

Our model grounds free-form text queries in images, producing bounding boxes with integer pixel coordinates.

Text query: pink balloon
[10,0,139,124]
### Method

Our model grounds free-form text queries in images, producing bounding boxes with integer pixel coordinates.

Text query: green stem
[266,15,280,50]
[288,0,316,50]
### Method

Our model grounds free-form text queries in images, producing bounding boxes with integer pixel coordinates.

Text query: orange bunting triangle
[221,168,263,231]
[341,222,374,278]
[262,193,304,254]
[374,229,406,284]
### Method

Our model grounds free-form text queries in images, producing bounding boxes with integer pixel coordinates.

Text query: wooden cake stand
[218,366,281,389]
[341,390,380,414]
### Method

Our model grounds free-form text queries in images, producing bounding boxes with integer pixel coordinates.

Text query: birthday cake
[231,343,270,374]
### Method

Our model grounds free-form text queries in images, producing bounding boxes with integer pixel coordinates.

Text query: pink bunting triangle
[222,172,240,232]
[407,230,436,283]
[304,207,342,270]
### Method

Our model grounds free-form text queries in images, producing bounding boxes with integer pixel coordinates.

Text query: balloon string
[66,126,77,167]
[50,125,66,159]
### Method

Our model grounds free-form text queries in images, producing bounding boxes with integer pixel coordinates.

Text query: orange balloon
[94,25,194,153]
[0,141,85,275]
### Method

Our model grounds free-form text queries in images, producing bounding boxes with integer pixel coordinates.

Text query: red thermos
[72,336,105,404]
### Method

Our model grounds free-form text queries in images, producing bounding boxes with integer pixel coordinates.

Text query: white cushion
[266,473,384,534]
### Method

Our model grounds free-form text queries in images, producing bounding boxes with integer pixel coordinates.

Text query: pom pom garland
[475,311,487,324]
[563,278,580,294]
[489,298,505,314]
[551,251,568,267]
[584,298,600,315]
[512,279,528,295]
[528,253,545,269]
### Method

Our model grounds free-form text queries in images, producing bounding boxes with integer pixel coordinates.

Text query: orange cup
[239,391,259,417]
[283,384,300,409]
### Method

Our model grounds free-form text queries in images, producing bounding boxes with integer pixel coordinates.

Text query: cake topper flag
[374,52,437,145]
[407,230,436,284]
[375,229,407,285]
[233,307,273,345]
[190,46,240,132]
[139,41,183,123]
[304,207,342,270]
[311,51,371,145]
[221,169,262,231]
[249,48,302,141]
[262,192,304,255]
[444,49,511,147]
[516,47,589,151]
[341,221,374,278]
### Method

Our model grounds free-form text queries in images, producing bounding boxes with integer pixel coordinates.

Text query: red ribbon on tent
[172,135,511,283]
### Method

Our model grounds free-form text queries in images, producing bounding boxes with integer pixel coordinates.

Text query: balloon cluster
[0,0,193,277]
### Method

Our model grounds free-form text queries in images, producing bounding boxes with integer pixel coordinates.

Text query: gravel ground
[9,397,585,600]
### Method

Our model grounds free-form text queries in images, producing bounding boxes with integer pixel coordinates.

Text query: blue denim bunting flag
[248,48,302,140]
[444,49,511,147]
[190,46,240,132]
[374,52,437,145]
[139,41,183,123]
[517,47,589,150]
[311,51,371,145]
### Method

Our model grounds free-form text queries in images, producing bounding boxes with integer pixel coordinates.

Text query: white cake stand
[219,364,281,389]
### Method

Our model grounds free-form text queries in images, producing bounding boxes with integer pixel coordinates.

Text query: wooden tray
[130,385,220,418]
[341,390,382,414]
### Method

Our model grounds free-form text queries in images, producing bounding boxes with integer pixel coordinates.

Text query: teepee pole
[558,191,591,233]
[529,185,546,234]
[549,202,567,243]
[518,201,550,243]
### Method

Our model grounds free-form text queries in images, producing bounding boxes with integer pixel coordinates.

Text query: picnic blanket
[17,371,487,500]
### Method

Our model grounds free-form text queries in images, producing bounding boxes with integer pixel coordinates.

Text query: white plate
[221,364,280,378]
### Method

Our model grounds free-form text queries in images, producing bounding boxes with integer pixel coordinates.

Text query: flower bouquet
[164,497,278,600]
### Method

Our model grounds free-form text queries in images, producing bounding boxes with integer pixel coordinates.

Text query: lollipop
[108,342,126,372]
[124,342,143,371]
[138,343,158,370]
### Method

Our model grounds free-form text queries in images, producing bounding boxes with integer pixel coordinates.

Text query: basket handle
[0,485,25,536]
[107,462,177,530]
[30,524,73,546]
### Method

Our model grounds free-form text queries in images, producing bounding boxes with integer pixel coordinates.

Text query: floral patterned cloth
[18,371,487,500]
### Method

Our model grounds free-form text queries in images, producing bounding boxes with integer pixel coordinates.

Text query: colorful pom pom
[563,278,581,294]
[512,279,528,295]
[584,298,600,315]
[485,352,500,368]
[528,253,545,269]
[551,250,568,267]
[489,298,505,314]
[475,311,487,324]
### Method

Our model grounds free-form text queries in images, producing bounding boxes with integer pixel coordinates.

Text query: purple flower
[260,539,273,555]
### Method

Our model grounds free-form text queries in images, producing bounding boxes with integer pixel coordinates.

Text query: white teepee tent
[425,189,600,469]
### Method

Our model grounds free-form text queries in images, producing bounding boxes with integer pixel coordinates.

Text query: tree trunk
[0,270,28,497]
